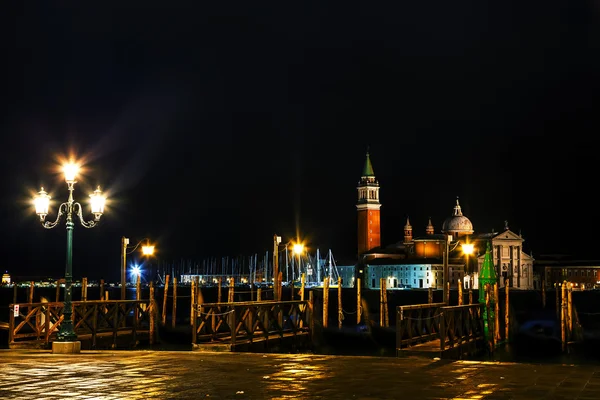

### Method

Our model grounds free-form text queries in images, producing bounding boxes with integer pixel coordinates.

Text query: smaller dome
[441,198,474,235]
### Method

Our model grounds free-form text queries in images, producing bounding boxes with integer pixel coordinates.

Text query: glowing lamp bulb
[63,163,79,183]
[293,243,304,255]
[34,187,50,219]
[462,243,474,256]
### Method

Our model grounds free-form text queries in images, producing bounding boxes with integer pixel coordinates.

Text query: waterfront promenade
[0,350,599,399]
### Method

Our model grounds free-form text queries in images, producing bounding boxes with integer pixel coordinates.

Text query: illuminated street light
[34,161,106,353]
[293,243,304,255]
[461,243,474,256]
[121,238,156,299]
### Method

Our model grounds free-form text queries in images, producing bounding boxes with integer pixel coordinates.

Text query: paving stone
[0,350,598,399]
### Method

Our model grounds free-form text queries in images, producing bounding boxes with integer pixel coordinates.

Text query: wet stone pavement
[1,350,600,399]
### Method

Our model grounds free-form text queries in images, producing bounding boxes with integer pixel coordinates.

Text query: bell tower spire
[404,216,413,244]
[356,149,381,256]
[426,217,434,235]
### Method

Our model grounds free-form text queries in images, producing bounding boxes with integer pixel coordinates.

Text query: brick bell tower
[356,150,381,256]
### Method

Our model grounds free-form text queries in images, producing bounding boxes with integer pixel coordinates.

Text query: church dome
[441,198,474,235]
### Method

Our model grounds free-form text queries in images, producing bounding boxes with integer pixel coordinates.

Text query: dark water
[3,285,600,364]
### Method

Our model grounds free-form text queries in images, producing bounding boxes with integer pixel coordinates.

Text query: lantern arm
[73,202,100,229]
[41,202,67,229]
[126,238,151,255]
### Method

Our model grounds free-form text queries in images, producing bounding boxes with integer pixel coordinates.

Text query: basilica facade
[356,152,535,290]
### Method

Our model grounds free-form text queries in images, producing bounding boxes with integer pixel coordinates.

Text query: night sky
[1,2,599,281]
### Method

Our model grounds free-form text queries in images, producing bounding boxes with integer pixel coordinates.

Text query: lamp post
[121,237,155,300]
[442,235,475,304]
[34,162,106,352]
[273,235,282,300]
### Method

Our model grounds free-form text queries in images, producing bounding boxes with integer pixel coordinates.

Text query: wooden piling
[162,274,170,326]
[28,281,34,304]
[81,277,88,301]
[542,280,546,308]
[136,275,141,301]
[494,283,500,342]
[217,277,222,303]
[380,278,388,328]
[485,283,493,350]
[447,282,450,305]
[468,289,473,305]
[55,280,61,302]
[505,279,510,342]
[567,282,573,339]
[228,277,234,303]
[100,279,105,301]
[428,287,433,304]
[149,282,155,345]
[257,288,262,302]
[556,281,560,321]
[301,273,306,302]
[309,291,315,343]
[458,280,463,306]
[278,272,283,302]
[561,280,567,351]
[13,284,17,304]
[172,277,178,328]
[190,278,196,325]
[338,276,343,329]
[356,278,362,325]
[323,277,329,328]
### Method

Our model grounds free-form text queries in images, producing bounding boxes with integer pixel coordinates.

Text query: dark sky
[1,2,599,281]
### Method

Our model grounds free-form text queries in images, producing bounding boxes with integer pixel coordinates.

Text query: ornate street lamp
[34,162,105,351]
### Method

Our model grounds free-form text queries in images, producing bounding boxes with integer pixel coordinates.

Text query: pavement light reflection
[267,361,330,393]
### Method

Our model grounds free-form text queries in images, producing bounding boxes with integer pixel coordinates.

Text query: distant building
[355,152,534,290]
[534,255,600,290]
[1,272,10,285]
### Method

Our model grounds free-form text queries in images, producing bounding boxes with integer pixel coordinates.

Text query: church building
[355,152,534,290]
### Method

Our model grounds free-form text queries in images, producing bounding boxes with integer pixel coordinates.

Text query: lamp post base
[52,341,81,354]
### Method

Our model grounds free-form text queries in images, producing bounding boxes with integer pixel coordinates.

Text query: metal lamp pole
[34,162,105,343]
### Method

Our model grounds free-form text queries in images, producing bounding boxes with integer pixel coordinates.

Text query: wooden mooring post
[380,278,388,327]
[136,275,141,301]
[356,278,361,325]
[428,287,433,304]
[494,283,500,342]
[100,279,105,301]
[162,274,170,326]
[556,281,560,321]
[149,282,155,345]
[561,280,567,352]
[337,276,342,329]
[505,280,510,342]
[172,277,178,328]
[81,277,88,301]
[458,280,463,306]
[28,281,34,304]
[190,278,196,325]
[323,277,329,328]
[542,280,546,308]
